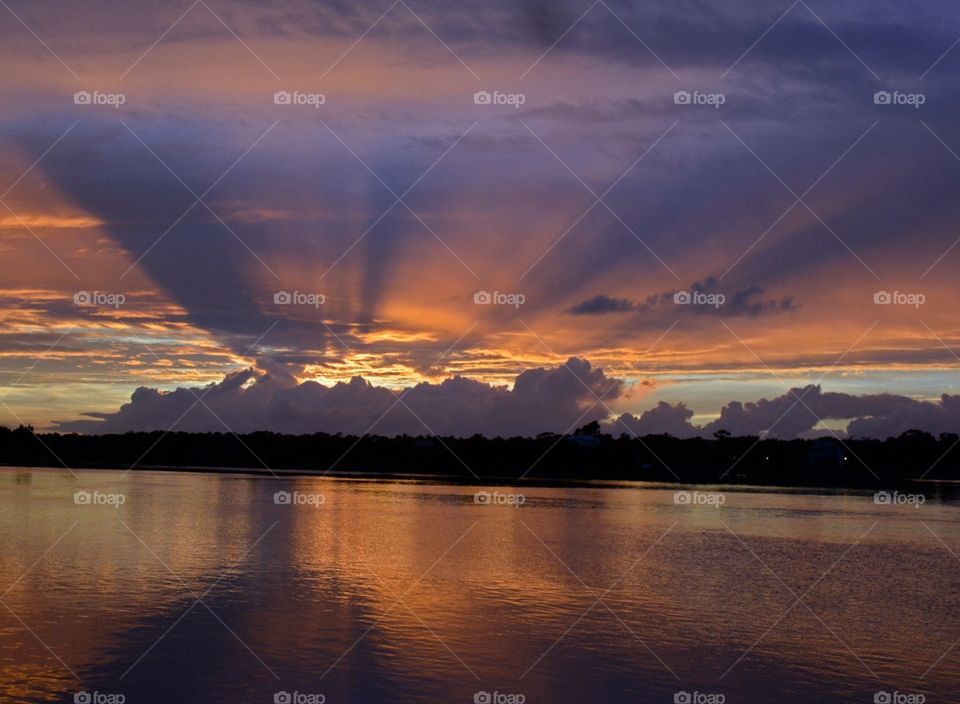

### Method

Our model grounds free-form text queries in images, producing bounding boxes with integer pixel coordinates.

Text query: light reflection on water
[1,468,959,703]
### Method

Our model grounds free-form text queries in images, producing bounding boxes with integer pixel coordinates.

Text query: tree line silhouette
[1,423,958,487]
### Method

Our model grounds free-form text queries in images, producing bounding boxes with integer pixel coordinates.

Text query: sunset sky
[2,0,960,437]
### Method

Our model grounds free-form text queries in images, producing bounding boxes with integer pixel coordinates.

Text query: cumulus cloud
[614,385,960,440]
[57,361,960,440]
[616,402,699,438]
[56,358,624,437]
[845,394,960,439]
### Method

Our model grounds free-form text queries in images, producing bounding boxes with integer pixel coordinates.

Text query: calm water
[1,468,959,703]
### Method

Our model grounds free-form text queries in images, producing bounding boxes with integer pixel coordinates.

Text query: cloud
[57,360,960,441]
[565,279,798,317]
[724,285,797,317]
[56,357,624,437]
[565,294,636,315]
[18,0,954,84]
[616,385,960,440]
[845,394,960,439]
[616,401,698,438]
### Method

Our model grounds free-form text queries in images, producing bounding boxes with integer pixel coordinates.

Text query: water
[1,468,958,703]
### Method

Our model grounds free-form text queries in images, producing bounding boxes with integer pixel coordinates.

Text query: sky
[1,0,960,438]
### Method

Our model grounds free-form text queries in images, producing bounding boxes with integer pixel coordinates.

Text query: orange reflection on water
[2,470,960,703]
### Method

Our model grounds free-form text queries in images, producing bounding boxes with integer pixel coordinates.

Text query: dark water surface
[1,468,958,703]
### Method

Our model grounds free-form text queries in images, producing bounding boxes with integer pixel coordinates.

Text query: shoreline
[2,462,953,497]
[4,428,959,490]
